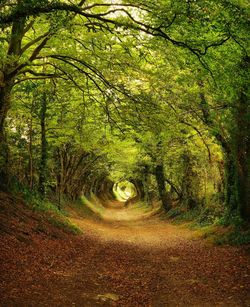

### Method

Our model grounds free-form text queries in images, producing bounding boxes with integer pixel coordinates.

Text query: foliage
[0,0,249,224]
[9,177,81,234]
[166,207,201,223]
[214,228,250,246]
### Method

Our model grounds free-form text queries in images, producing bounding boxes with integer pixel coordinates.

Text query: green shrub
[165,207,183,219]
[217,210,244,227]
[166,207,200,223]
[215,228,250,246]
[9,179,80,234]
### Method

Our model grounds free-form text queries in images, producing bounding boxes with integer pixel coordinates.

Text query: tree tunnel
[85,177,139,206]
[80,175,161,222]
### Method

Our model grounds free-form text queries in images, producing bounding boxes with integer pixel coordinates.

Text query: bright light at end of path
[113,181,137,202]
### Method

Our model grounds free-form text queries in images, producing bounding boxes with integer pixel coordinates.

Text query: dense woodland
[0,0,249,223]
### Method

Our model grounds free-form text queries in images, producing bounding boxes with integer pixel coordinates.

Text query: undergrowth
[165,206,200,223]
[10,179,81,235]
[214,228,250,246]
[166,202,250,246]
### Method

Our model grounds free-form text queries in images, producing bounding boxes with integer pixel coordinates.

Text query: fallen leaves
[0,192,250,306]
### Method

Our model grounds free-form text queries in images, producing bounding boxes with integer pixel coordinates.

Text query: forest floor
[0,193,250,307]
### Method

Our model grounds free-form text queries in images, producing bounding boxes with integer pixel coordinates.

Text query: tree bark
[224,153,237,211]
[142,164,151,205]
[0,84,13,189]
[155,163,168,210]
[0,18,26,189]
[28,99,35,189]
[38,93,48,198]
[130,179,144,201]
[235,58,250,220]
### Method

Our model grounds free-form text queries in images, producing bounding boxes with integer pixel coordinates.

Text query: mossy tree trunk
[38,93,48,198]
[141,164,151,205]
[155,163,168,210]
[0,17,27,189]
[235,58,250,219]
[0,84,13,189]
[199,56,250,221]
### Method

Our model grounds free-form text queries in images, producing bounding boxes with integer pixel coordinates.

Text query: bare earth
[0,196,250,307]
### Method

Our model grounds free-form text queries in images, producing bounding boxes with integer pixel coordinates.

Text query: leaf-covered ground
[0,193,249,306]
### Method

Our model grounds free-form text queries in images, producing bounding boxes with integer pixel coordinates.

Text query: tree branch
[21,31,50,54]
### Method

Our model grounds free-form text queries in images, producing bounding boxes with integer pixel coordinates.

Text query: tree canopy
[0,0,249,221]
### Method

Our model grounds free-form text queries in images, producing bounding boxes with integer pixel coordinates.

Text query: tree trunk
[222,56,250,221]
[155,164,168,210]
[142,164,151,205]
[235,63,250,220]
[198,56,250,220]
[130,179,144,201]
[0,84,13,189]
[28,100,34,189]
[224,153,238,212]
[38,93,48,198]
[0,18,26,189]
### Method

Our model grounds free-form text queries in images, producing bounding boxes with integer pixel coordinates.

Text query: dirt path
[64,214,250,307]
[1,200,250,307]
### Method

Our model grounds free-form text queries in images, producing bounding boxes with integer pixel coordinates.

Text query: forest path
[61,205,250,307]
[2,196,249,307]
[69,213,193,248]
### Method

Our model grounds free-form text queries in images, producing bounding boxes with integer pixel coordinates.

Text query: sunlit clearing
[113,181,137,202]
